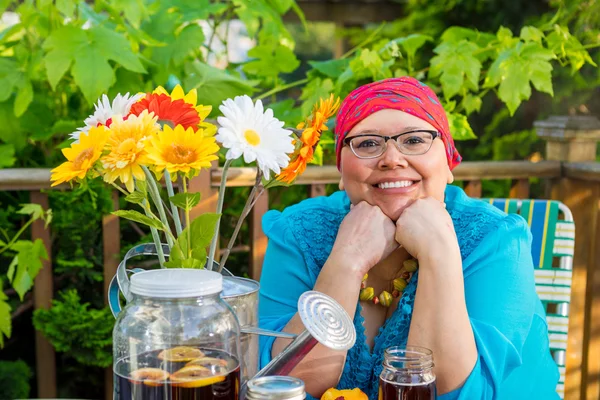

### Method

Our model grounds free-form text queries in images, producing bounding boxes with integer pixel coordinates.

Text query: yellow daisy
[146,124,219,176]
[101,110,160,192]
[51,126,110,186]
[153,84,216,135]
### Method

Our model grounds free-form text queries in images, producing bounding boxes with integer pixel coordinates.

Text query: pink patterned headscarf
[335,77,461,170]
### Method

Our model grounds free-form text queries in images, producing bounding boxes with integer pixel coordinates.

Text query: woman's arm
[398,199,545,398]
[407,242,477,394]
[260,201,398,397]
[271,252,364,394]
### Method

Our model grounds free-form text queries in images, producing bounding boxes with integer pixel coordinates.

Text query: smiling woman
[258,77,561,400]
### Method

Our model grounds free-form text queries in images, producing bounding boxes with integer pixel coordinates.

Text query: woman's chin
[379,201,412,222]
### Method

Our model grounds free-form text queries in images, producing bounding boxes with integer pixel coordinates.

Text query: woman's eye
[357,139,380,148]
[403,136,425,145]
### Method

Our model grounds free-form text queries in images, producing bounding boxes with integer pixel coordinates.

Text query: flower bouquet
[50,84,340,273]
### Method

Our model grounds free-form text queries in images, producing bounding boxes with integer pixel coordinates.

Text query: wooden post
[30,191,57,398]
[309,183,326,198]
[535,115,600,400]
[249,189,269,281]
[464,180,482,198]
[102,191,120,400]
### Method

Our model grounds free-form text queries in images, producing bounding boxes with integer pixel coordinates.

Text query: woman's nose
[377,141,408,169]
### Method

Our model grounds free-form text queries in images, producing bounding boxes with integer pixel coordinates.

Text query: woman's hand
[330,201,398,276]
[395,197,459,261]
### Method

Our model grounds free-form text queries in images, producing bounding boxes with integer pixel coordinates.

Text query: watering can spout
[243,291,356,397]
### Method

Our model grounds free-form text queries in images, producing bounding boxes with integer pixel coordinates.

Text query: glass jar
[245,376,306,400]
[113,268,241,400]
[378,346,436,400]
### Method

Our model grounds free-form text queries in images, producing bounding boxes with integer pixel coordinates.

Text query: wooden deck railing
[2,115,600,400]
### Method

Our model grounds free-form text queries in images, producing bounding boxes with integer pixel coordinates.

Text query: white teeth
[378,181,414,189]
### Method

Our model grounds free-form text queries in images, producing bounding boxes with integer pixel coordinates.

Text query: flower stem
[217,169,263,273]
[142,199,166,267]
[143,166,174,249]
[183,175,191,258]
[207,159,232,271]
[255,79,308,101]
[165,171,183,235]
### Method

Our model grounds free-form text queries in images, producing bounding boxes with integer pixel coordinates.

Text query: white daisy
[216,95,294,179]
[70,92,144,142]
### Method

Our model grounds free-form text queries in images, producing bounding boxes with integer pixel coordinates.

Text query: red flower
[129,93,201,131]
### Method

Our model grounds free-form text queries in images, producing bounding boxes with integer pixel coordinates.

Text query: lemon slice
[157,346,204,362]
[170,365,226,388]
[129,367,169,387]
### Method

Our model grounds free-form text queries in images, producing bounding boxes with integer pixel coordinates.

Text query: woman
[258,77,559,399]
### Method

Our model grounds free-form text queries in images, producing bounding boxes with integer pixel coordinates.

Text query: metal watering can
[108,243,356,390]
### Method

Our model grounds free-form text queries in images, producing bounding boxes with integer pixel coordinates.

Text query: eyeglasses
[343,130,439,159]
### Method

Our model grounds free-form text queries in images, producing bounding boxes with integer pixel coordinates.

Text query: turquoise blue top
[258,185,560,399]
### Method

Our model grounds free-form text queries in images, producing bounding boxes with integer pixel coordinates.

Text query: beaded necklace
[359,259,418,307]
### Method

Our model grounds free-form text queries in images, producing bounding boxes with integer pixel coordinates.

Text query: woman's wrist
[325,249,368,282]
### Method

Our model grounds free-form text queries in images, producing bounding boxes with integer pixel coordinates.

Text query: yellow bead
[360,287,375,301]
[379,291,393,307]
[393,278,408,292]
[362,273,368,281]
[403,259,418,272]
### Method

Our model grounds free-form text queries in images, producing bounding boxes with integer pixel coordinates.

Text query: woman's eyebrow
[353,126,427,135]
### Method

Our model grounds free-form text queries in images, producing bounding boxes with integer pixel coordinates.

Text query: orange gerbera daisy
[277,94,340,184]
[129,93,201,132]
[153,85,216,135]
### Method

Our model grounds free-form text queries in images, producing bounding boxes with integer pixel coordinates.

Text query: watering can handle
[107,242,231,318]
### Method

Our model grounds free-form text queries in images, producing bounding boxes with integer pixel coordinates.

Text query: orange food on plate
[321,387,368,400]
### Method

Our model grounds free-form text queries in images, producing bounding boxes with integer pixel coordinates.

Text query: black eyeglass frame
[342,130,440,159]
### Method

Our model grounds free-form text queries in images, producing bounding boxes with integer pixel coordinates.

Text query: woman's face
[340,109,454,221]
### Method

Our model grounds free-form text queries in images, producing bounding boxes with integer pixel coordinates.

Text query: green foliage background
[0,0,597,397]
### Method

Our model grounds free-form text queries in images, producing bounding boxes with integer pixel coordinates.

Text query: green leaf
[189,212,220,248]
[9,240,47,301]
[0,58,22,102]
[0,0,15,15]
[184,61,256,110]
[299,77,335,116]
[112,210,165,230]
[394,34,433,60]
[448,112,477,140]
[17,204,44,220]
[164,0,229,22]
[169,192,201,210]
[56,0,76,17]
[165,257,204,269]
[462,95,482,115]
[267,0,293,14]
[0,144,15,168]
[14,79,33,117]
[310,144,323,166]
[6,257,17,282]
[520,26,544,43]
[268,99,303,127]
[89,26,146,73]
[546,26,597,73]
[43,26,87,90]
[136,180,147,196]
[124,192,146,205]
[429,40,481,99]
[171,24,205,66]
[0,279,11,348]
[485,42,555,115]
[243,44,300,79]
[308,59,350,79]
[497,26,513,41]
[72,46,116,104]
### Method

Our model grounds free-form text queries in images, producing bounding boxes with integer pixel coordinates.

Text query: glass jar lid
[130,268,222,298]
[246,376,306,400]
